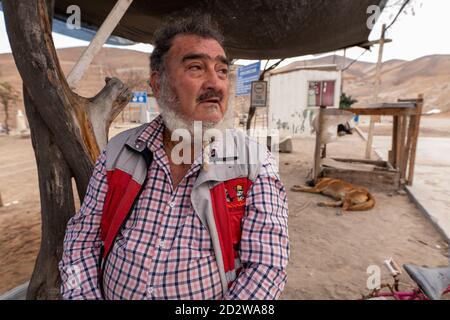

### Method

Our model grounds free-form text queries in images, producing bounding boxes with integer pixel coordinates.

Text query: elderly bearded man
[59,17,289,300]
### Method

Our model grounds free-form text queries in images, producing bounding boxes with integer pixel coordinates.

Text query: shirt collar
[131,114,165,154]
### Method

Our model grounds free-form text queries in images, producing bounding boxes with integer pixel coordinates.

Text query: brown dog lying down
[291,177,375,212]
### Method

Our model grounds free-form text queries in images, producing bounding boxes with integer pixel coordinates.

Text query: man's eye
[218,68,229,76]
[189,65,202,71]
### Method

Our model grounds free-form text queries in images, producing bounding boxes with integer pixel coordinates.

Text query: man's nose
[203,67,225,91]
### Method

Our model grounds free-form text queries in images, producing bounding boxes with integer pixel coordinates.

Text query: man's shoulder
[227,128,267,152]
[225,128,272,180]
[107,124,149,147]
[106,115,162,152]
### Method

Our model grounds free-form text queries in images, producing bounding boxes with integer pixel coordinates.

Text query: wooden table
[314,95,423,187]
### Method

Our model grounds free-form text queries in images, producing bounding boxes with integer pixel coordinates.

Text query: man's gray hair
[150,15,225,74]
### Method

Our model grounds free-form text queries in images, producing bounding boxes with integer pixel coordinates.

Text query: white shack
[266,64,342,137]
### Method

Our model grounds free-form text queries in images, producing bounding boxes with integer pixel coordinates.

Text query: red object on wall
[309,80,336,107]
[321,80,335,106]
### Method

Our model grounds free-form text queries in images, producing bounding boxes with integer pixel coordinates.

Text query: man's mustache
[196,90,224,103]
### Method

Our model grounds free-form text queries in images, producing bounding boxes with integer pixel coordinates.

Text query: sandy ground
[366,117,450,242]
[0,135,41,294]
[279,135,448,299]
[0,123,448,298]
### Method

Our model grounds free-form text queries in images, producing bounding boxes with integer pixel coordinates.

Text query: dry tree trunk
[23,89,76,299]
[3,0,132,299]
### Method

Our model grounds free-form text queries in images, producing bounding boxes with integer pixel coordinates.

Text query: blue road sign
[131,91,147,104]
[236,61,261,96]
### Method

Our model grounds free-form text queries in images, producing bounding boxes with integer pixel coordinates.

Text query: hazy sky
[1,0,449,68]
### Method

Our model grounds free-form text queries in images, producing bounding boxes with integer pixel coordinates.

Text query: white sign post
[250,81,269,133]
[250,81,267,107]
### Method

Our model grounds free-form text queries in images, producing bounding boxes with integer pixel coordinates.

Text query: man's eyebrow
[217,55,231,66]
[182,53,230,66]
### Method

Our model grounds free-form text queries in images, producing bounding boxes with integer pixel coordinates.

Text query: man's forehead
[168,34,227,62]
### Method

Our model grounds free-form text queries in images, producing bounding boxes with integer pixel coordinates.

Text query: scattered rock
[417,240,429,246]
[4,200,19,207]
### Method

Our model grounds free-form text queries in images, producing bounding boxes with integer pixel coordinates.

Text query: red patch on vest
[210,178,252,274]
[223,178,251,211]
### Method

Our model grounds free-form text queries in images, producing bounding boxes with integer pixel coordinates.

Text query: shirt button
[169,201,175,208]
[158,240,165,248]
[147,286,154,295]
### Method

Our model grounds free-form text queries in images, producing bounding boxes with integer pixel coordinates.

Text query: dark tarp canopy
[54,0,386,59]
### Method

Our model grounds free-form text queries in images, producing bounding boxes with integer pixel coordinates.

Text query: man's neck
[162,127,200,189]
[163,127,196,165]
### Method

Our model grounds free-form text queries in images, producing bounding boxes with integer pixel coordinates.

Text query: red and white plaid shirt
[59,116,289,300]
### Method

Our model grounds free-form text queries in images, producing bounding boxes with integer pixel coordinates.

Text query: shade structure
[53,0,386,59]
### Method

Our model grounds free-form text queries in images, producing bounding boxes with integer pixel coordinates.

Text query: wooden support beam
[66,0,134,88]
[398,115,408,180]
[313,106,326,184]
[360,38,392,47]
[394,116,402,170]
[348,106,418,116]
[391,115,398,167]
[407,94,424,185]
[402,114,416,181]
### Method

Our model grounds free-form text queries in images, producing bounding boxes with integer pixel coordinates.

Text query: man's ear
[149,71,161,98]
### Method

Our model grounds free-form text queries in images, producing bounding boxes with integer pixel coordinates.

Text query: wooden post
[407,94,424,185]
[398,115,408,180]
[390,115,398,166]
[314,106,326,184]
[394,116,402,169]
[365,24,387,159]
[402,114,416,181]
[66,0,134,88]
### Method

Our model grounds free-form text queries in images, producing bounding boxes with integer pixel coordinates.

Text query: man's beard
[156,73,228,135]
